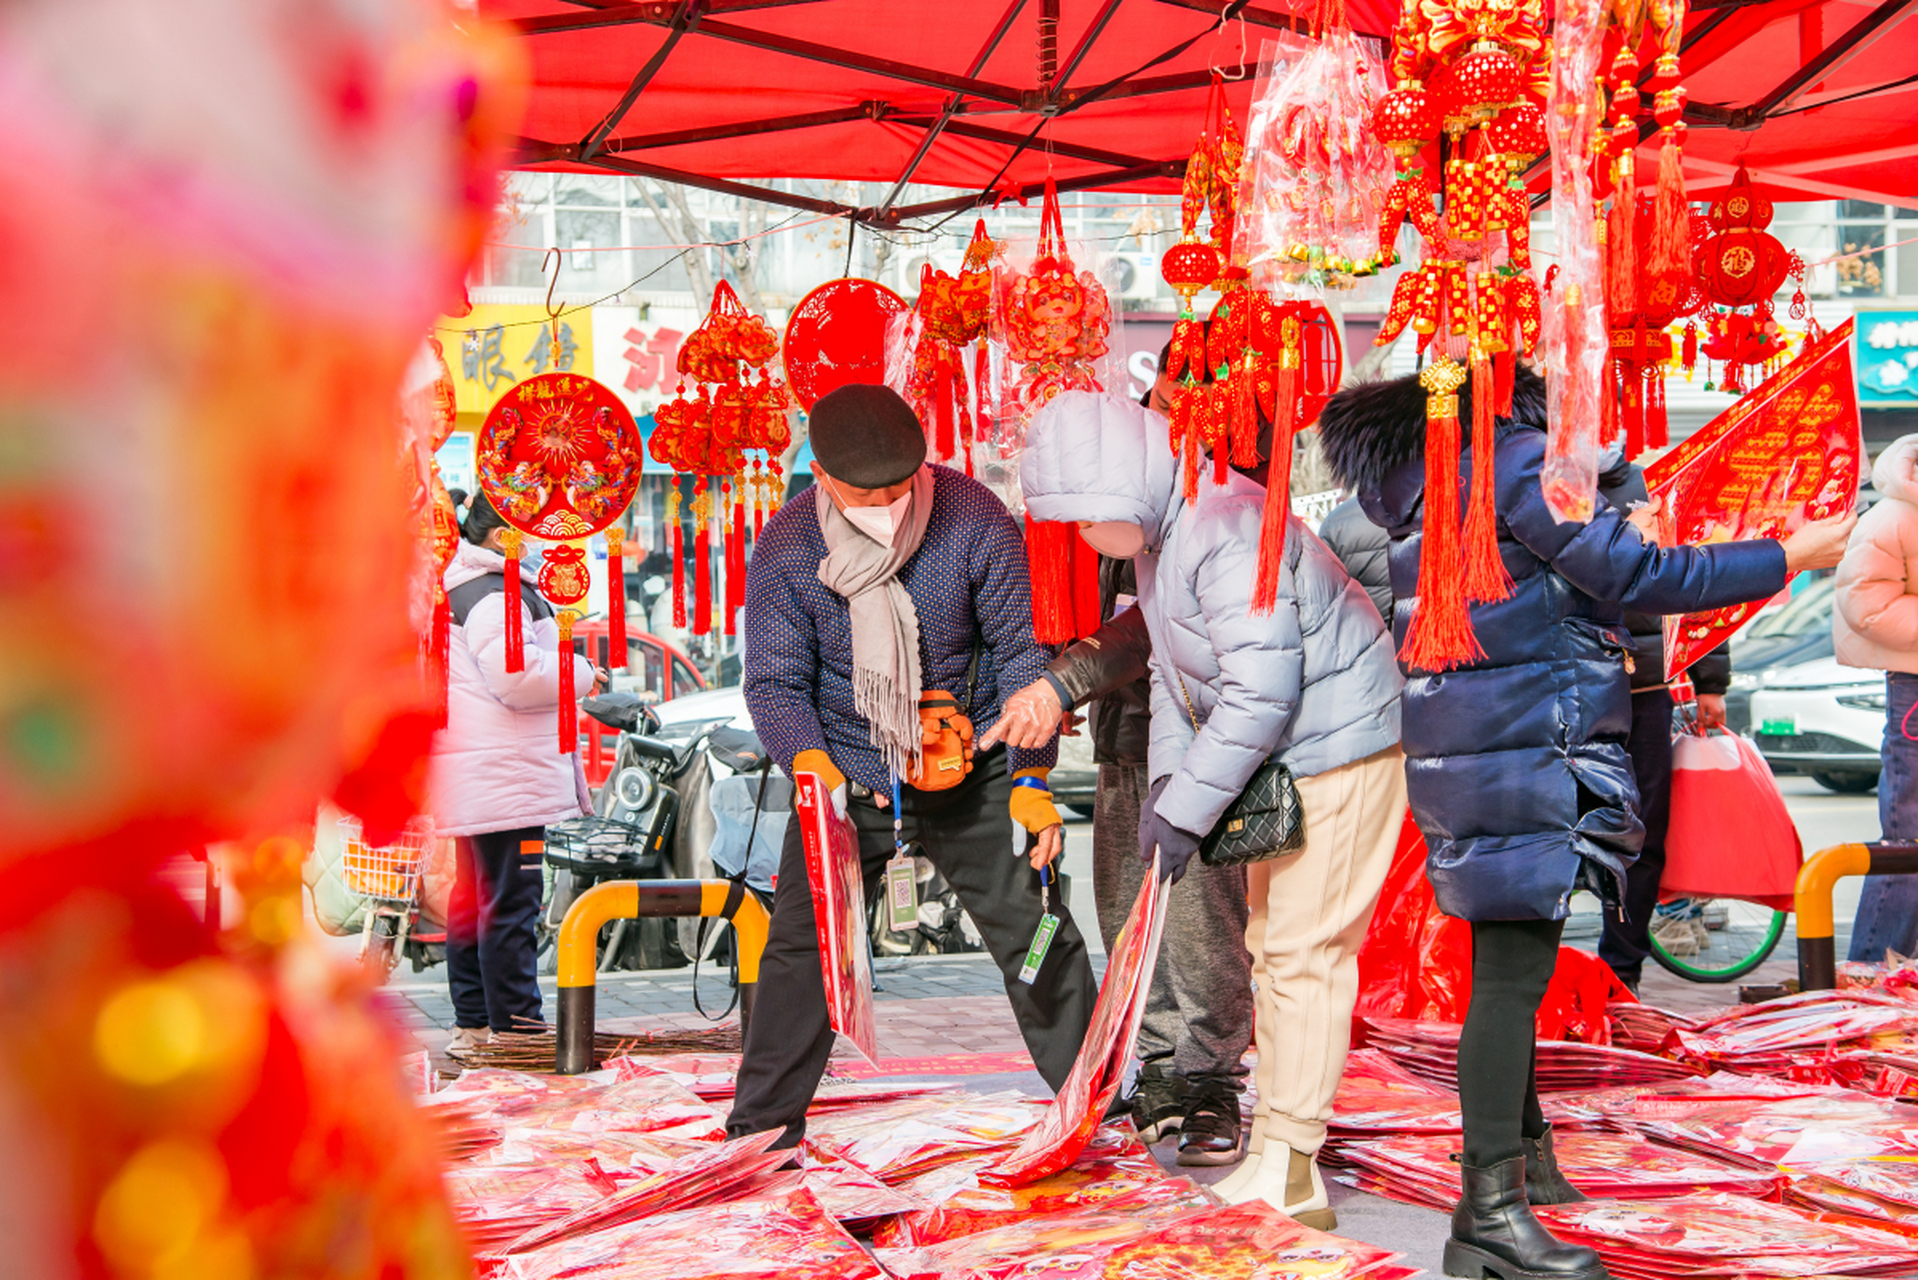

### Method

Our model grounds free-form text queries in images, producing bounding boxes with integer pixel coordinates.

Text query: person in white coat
[429,492,603,1054]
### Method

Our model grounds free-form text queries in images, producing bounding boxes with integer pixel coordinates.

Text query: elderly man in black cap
[726,383,1096,1147]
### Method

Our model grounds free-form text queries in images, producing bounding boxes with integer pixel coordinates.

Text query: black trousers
[1458,918,1563,1168]
[447,826,547,1033]
[1599,688,1672,987]
[726,748,1097,1147]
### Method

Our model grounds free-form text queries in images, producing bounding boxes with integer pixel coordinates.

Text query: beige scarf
[815,466,936,779]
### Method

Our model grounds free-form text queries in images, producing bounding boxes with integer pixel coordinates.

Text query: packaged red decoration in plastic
[795,769,879,1064]
[993,179,1115,429]
[498,1187,885,1280]
[444,1161,617,1253]
[1646,318,1863,680]
[1535,1193,1918,1279]
[802,1089,1049,1183]
[1353,813,1471,1025]
[875,1185,1213,1280]
[794,1146,927,1224]
[1327,1048,1462,1135]
[988,864,1169,1186]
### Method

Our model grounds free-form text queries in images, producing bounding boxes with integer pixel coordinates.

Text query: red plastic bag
[795,771,879,1064]
[1354,812,1473,1025]
[1664,732,1804,910]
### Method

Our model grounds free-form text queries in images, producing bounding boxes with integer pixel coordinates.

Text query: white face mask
[826,474,913,544]
[1078,521,1148,559]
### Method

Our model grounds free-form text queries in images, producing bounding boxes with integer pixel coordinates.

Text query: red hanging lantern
[1695,164,1791,310]
[476,356,645,752]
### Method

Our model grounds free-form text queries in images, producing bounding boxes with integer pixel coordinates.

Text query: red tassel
[1025,516,1078,644]
[605,527,627,670]
[1646,368,1668,450]
[1650,136,1690,279]
[1250,416,1295,616]
[1400,359,1483,672]
[1461,354,1512,605]
[669,490,687,630]
[1607,187,1638,316]
[724,478,744,636]
[1229,363,1261,468]
[694,480,712,636]
[431,584,451,728]
[1071,530,1102,639]
[935,355,957,461]
[501,529,525,674]
[1494,348,1515,417]
[558,610,578,754]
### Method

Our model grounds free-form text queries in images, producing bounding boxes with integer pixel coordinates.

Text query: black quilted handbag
[1176,673,1307,867]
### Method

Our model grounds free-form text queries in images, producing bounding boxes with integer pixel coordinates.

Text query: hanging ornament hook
[1209,12,1249,81]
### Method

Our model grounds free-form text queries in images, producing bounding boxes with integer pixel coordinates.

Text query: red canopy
[492,0,1918,220]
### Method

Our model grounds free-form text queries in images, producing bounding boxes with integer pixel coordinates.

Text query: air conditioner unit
[1108,252,1161,301]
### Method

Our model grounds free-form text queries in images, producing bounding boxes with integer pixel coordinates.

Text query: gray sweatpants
[1091,762,1253,1085]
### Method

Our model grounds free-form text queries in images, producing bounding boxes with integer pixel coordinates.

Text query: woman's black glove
[1138,776,1202,884]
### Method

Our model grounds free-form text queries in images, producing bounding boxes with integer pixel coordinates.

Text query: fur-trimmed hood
[1316,365,1548,498]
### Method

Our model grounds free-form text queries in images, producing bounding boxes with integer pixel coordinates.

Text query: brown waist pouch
[905,690,974,791]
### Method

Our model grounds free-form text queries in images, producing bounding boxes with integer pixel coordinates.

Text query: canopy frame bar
[877,0,1030,214]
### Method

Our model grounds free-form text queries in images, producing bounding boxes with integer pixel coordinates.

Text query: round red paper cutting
[476,372,644,540]
[783,278,907,409]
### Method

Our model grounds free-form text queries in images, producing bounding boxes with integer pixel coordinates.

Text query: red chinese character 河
[622,326,683,393]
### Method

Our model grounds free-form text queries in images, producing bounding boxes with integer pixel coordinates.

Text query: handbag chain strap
[1175,671,1203,730]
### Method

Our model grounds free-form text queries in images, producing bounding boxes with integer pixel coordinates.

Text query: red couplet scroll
[795,771,879,1066]
[1644,319,1863,682]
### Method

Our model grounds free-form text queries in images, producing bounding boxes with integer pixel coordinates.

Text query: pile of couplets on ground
[418,960,1918,1280]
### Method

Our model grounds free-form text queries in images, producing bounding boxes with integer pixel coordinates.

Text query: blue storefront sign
[1859,308,1918,407]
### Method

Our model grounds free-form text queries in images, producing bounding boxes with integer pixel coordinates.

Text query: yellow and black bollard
[555,878,770,1074]
[1795,842,1918,990]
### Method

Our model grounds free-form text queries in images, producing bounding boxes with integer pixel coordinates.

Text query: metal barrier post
[1796,842,1918,990]
[555,879,771,1074]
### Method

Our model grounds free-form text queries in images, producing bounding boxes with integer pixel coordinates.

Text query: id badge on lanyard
[1020,862,1060,985]
[884,773,918,933]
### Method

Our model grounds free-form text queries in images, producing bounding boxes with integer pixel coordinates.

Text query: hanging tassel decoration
[1646,366,1668,450]
[1251,314,1303,616]
[430,583,451,728]
[668,488,687,629]
[1461,350,1513,604]
[500,528,525,674]
[558,609,578,755]
[693,481,712,636]
[1071,529,1103,639]
[1400,358,1482,672]
[1025,516,1079,644]
[1607,175,1638,316]
[605,526,627,669]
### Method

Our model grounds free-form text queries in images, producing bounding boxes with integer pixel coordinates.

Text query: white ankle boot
[1209,1127,1265,1200]
[1222,1142,1335,1231]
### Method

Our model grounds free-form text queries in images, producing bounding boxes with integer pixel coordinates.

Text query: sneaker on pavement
[1131,1063,1186,1144]
[447,1026,492,1058]
[1176,1081,1244,1167]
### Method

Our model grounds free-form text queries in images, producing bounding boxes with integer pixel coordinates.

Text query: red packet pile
[871,1129,1178,1250]
[796,770,880,1065]
[1326,1049,1462,1137]
[1363,1017,1701,1091]
[801,1089,1050,1182]
[794,1146,927,1225]
[496,1187,884,1280]
[475,1126,703,1171]
[444,1162,619,1253]
[1672,992,1918,1076]
[610,1052,953,1111]
[1608,1001,1701,1055]
[1535,1193,1918,1279]
[880,1197,1410,1280]
[1335,1131,1780,1210]
[498,1131,788,1255]
[986,867,1169,1185]
[1620,1087,1918,1170]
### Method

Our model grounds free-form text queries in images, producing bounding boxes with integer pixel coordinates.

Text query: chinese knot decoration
[1597,0,1693,315]
[476,339,645,752]
[649,280,794,636]
[1691,164,1795,394]
[999,179,1113,422]
[904,220,995,471]
[1608,195,1707,456]
[1369,0,1551,670]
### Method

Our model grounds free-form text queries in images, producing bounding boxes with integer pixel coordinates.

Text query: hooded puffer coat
[1022,390,1403,840]
[428,539,594,839]
[1318,370,1788,921]
[1836,434,1918,674]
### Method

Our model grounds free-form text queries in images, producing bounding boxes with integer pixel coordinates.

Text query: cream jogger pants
[1244,744,1406,1156]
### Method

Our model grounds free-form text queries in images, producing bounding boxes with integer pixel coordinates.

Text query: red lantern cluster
[649,280,794,637]
[902,220,994,471]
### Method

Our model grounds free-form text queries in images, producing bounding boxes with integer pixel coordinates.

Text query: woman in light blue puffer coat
[1023,390,1407,1230]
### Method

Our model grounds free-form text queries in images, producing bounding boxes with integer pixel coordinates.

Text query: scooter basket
[544,815,661,877]
[337,817,433,903]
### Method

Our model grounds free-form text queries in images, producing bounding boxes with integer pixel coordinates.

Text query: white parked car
[1747,656,1886,793]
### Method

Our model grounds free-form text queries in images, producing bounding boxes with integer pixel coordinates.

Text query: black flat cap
[809,383,926,488]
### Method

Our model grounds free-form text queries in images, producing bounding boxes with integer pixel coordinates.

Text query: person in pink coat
[428,493,604,1054]
[1835,434,1918,961]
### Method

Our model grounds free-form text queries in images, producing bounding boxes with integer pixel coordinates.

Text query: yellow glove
[1009,767,1063,833]
[794,749,848,819]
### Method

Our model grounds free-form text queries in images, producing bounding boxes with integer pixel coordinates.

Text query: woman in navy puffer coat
[1317,366,1852,1280]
